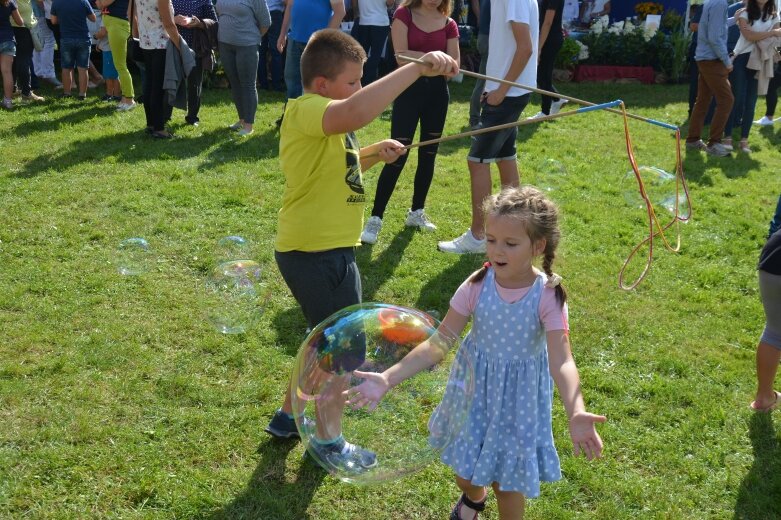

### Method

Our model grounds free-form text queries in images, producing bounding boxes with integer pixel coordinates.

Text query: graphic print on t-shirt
[345,131,365,204]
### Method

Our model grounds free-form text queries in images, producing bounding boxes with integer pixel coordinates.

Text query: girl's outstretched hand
[343,370,390,411]
[569,411,607,460]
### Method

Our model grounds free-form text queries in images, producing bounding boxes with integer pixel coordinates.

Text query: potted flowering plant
[554,36,589,71]
[635,2,664,21]
[574,17,659,83]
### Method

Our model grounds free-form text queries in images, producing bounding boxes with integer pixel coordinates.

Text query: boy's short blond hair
[301,29,367,89]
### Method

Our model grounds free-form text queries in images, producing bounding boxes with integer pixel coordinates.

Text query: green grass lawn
[1,78,780,519]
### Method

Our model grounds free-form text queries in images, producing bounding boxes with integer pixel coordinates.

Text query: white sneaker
[705,142,731,157]
[438,229,486,254]
[2,98,12,110]
[116,101,136,112]
[549,98,568,115]
[360,216,382,244]
[526,111,546,120]
[405,209,437,231]
[754,115,775,126]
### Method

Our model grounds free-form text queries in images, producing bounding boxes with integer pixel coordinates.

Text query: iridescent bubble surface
[291,303,474,484]
[116,238,152,275]
[204,260,263,334]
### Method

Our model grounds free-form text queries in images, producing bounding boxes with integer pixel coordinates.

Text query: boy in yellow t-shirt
[266,29,458,471]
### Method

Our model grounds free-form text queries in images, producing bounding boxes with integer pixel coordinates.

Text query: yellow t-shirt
[275,93,365,252]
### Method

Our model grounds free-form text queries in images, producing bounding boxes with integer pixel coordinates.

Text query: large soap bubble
[204,260,263,334]
[216,235,250,264]
[622,166,688,216]
[291,303,474,484]
[115,238,152,275]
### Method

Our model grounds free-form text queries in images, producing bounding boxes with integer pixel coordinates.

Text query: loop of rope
[387,56,693,290]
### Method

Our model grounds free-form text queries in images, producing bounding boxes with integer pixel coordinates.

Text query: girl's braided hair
[469,186,567,306]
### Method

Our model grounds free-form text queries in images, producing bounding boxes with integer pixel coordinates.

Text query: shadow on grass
[733,413,781,520]
[4,101,118,138]
[12,123,280,179]
[358,227,416,301]
[413,253,483,313]
[208,439,326,520]
[270,306,309,357]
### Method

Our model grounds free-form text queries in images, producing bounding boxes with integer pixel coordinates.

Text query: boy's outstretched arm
[547,330,607,460]
[359,139,406,171]
[344,308,470,410]
[322,51,458,135]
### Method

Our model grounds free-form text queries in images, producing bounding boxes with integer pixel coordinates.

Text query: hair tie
[483,261,491,268]
[546,273,563,288]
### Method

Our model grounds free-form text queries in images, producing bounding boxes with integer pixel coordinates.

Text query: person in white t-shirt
[579,0,609,24]
[722,0,781,152]
[438,0,539,255]
[351,0,393,84]
[562,0,578,25]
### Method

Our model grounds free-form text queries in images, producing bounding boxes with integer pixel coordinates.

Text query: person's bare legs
[497,158,520,188]
[88,61,103,84]
[61,68,73,94]
[754,341,781,409]
[468,161,492,240]
[454,475,487,519]
[468,158,521,239]
[1,55,13,100]
[492,482,525,520]
[76,67,88,96]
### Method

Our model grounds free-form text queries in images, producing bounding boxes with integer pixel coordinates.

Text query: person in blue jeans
[50,0,95,98]
[722,0,780,153]
[277,0,344,100]
[258,0,285,91]
[351,0,393,85]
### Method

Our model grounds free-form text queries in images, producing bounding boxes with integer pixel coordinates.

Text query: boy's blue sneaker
[265,409,311,439]
[308,438,377,473]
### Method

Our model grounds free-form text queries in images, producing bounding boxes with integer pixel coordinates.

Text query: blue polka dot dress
[433,269,561,497]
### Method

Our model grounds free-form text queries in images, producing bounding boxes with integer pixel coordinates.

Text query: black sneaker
[265,409,310,439]
[310,438,377,473]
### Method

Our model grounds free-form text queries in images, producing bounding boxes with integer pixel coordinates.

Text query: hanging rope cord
[386,55,693,290]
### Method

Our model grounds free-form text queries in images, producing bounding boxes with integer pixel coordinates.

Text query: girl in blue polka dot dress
[346,186,606,519]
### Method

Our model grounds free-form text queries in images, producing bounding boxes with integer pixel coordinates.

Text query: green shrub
[554,36,581,70]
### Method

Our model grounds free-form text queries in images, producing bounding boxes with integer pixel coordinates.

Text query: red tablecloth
[574,65,655,84]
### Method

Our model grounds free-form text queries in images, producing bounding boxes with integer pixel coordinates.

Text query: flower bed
[573,64,655,84]
[573,15,691,83]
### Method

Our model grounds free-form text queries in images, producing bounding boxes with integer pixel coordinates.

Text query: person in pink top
[347,185,605,520]
[359,0,460,245]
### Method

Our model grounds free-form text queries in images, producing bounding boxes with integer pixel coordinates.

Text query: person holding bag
[11,0,45,101]
[172,0,216,125]
[132,0,181,138]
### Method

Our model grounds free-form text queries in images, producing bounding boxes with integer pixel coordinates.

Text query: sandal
[739,139,752,153]
[750,390,780,413]
[449,493,487,520]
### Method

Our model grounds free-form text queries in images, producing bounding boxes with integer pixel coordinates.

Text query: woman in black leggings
[530,0,565,119]
[360,0,459,245]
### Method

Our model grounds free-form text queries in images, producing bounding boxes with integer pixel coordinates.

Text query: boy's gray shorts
[275,247,361,329]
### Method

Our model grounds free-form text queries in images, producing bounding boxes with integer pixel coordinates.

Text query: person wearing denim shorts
[51,0,95,98]
[750,228,781,412]
[0,0,23,109]
[438,0,539,255]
